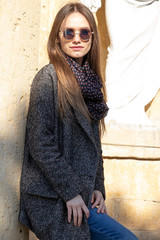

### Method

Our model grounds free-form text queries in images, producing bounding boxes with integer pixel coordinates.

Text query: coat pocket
[27,181,59,199]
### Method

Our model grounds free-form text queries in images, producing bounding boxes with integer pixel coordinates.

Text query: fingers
[104,205,108,214]
[90,192,95,204]
[73,207,78,226]
[96,199,107,214]
[67,205,72,223]
[91,190,107,214]
[67,204,89,227]
[97,197,104,213]
[66,195,89,227]
[77,207,82,227]
[100,205,105,214]
[82,203,90,219]
[91,194,101,209]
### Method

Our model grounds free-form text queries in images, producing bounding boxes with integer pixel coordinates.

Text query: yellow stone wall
[0,0,159,240]
[0,0,41,239]
[102,123,160,239]
[38,0,77,69]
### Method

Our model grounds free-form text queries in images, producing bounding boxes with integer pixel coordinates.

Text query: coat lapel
[74,109,98,152]
[50,64,99,153]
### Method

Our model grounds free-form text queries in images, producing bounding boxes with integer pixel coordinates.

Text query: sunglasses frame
[59,28,94,42]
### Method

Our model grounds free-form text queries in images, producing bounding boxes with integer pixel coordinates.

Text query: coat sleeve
[27,66,88,203]
[94,151,106,200]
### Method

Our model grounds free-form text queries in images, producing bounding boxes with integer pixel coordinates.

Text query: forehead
[61,12,90,29]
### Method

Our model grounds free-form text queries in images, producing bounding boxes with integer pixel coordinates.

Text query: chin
[74,54,85,59]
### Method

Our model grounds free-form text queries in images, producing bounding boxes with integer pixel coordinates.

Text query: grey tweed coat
[19,64,105,240]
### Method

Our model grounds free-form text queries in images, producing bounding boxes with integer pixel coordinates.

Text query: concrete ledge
[102,122,160,159]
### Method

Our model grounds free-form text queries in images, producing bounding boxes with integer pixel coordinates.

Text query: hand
[91,190,107,214]
[66,194,89,227]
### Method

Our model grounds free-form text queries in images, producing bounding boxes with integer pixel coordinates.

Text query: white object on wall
[105,0,160,124]
[79,0,101,12]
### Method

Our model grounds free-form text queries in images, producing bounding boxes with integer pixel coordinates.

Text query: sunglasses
[59,28,94,42]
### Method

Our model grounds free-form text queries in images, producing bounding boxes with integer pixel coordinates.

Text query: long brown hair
[47,3,106,132]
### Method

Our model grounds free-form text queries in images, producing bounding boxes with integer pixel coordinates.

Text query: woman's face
[59,12,92,65]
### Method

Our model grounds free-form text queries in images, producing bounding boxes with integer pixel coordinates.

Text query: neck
[74,57,83,66]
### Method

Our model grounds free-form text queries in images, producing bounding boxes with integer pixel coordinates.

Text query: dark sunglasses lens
[80,29,91,40]
[64,29,74,39]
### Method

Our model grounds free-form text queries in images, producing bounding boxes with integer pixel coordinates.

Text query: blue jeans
[88,206,139,240]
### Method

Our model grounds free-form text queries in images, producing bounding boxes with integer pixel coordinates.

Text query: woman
[19,3,138,240]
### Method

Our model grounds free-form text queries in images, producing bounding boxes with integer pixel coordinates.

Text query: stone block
[103,123,160,147]
[103,159,160,202]
[133,230,160,240]
[105,198,160,231]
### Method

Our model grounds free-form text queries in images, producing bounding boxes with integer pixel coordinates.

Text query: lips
[70,46,84,51]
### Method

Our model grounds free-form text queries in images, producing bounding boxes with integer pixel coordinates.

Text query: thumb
[91,193,94,203]
[82,203,90,219]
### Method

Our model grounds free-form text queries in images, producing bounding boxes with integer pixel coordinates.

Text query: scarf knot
[65,55,108,120]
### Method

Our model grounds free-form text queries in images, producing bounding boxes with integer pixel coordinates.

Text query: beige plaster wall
[96,0,110,82]
[102,123,160,239]
[38,0,77,69]
[104,159,160,239]
[0,0,41,239]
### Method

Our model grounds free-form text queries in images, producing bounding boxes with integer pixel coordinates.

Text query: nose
[72,32,81,43]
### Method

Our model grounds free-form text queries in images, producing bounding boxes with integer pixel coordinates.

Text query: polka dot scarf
[65,55,108,120]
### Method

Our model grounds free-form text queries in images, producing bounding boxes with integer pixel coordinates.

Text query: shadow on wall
[0,0,41,238]
[0,92,29,239]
